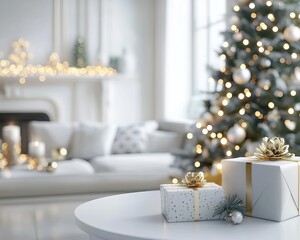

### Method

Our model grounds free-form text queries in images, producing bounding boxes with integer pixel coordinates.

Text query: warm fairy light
[246,48,251,53]
[226,150,232,157]
[283,43,290,50]
[226,92,233,98]
[288,108,295,114]
[211,132,216,138]
[245,103,251,109]
[222,99,229,106]
[291,90,297,96]
[218,79,224,85]
[266,1,272,6]
[291,53,297,59]
[268,13,275,22]
[172,178,178,184]
[220,67,226,73]
[196,147,202,154]
[209,77,214,83]
[249,3,255,9]
[233,5,240,11]
[196,122,202,128]
[39,75,46,82]
[243,39,249,46]
[241,122,247,128]
[238,93,245,99]
[220,138,228,145]
[268,46,273,51]
[19,77,26,84]
[235,145,240,150]
[272,26,278,32]
[276,91,284,97]
[239,108,246,115]
[223,41,229,48]
[218,110,224,116]
[202,129,209,135]
[216,163,222,170]
[264,85,270,91]
[251,13,257,18]
[207,125,213,131]
[217,133,223,138]
[268,102,275,109]
[231,25,238,31]
[259,47,264,53]
[194,161,201,168]
[256,26,262,31]
[280,58,286,64]
[255,111,261,117]
[246,92,251,97]
[225,82,232,88]
[260,22,267,30]
[257,41,262,47]
[290,12,296,19]
[220,54,226,60]
[240,64,246,69]
[187,133,193,139]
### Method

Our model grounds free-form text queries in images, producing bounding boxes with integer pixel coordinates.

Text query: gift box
[160,182,224,223]
[222,156,300,222]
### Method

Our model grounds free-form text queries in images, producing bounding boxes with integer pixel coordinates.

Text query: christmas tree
[176,0,300,174]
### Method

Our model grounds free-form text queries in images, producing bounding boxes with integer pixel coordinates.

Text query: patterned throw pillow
[112,125,148,154]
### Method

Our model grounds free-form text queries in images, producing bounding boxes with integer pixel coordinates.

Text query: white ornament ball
[227,124,246,144]
[283,25,300,42]
[233,32,243,42]
[231,211,243,224]
[233,68,251,85]
[260,58,271,68]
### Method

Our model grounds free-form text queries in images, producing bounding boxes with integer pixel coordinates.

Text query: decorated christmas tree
[176,0,300,173]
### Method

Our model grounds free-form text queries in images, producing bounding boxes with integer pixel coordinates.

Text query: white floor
[0,197,98,240]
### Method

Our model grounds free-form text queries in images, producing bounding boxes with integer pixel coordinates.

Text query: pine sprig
[213,194,246,219]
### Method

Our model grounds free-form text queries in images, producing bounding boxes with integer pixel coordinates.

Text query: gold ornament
[255,137,295,160]
[182,172,207,188]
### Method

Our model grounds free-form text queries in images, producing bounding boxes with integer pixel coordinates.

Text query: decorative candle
[28,141,46,158]
[2,125,21,142]
[2,125,21,166]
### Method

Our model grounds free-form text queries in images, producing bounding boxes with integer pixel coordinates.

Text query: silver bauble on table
[283,25,300,42]
[230,211,243,224]
[233,68,251,85]
[227,124,246,144]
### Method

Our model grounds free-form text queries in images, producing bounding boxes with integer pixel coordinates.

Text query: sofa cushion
[0,159,95,178]
[68,122,117,159]
[146,130,183,153]
[29,121,75,158]
[89,153,176,173]
[111,125,148,154]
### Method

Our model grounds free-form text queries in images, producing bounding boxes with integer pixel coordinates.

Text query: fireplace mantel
[0,75,116,123]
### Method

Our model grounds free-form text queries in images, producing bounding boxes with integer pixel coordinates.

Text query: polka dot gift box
[160,172,224,223]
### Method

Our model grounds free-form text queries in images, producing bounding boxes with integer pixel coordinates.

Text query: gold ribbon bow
[246,137,298,216]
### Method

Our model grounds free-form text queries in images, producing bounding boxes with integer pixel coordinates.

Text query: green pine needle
[213,194,246,219]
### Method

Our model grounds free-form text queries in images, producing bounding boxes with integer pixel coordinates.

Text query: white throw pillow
[112,125,148,154]
[68,122,117,159]
[147,130,183,153]
[29,121,75,158]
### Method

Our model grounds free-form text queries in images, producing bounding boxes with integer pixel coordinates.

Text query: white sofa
[0,121,188,199]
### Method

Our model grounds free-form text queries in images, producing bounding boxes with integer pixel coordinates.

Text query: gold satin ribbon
[193,188,200,220]
[245,158,300,216]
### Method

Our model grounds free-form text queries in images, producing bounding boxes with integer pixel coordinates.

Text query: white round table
[75,191,300,240]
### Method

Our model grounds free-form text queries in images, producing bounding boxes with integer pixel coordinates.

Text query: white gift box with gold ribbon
[222,137,300,222]
[160,182,224,223]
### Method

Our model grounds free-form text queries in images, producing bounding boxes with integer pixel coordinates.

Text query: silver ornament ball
[260,58,271,68]
[233,68,251,85]
[227,124,246,144]
[283,25,300,42]
[231,211,243,224]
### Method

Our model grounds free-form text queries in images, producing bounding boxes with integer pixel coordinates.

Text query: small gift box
[222,137,300,222]
[160,172,224,223]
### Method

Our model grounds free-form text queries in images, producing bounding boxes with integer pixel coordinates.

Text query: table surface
[75,191,300,240]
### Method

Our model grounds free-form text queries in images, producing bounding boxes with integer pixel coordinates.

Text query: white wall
[0,0,155,124]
